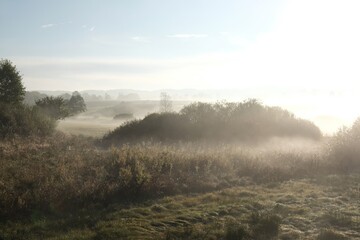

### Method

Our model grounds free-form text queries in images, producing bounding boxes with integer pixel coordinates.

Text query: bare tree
[159,92,172,113]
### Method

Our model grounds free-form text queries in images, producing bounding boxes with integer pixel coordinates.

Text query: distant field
[57,100,190,137]
[57,117,124,137]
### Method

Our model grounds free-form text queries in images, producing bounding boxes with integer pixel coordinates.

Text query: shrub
[0,103,55,138]
[327,118,360,173]
[35,92,86,120]
[102,100,322,146]
[35,96,70,120]
[113,113,134,120]
[103,112,190,145]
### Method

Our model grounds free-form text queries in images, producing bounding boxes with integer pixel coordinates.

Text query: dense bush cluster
[327,118,360,173]
[0,59,86,139]
[35,93,87,120]
[0,103,55,138]
[102,100,322,145]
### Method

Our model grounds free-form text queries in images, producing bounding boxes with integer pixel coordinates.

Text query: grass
[0,135,329,217]
[1,176,359,239]
[1,126,360,239]
[57,116,125,137]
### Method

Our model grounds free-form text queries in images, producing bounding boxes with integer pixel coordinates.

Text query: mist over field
[2,0,360,239]
[45,88,355,137]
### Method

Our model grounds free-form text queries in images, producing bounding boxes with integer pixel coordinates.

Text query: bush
[102,100,322,146]
[113,113,134,120]
[0,103,55,138]
[327,118,360,173]
[35,93,86,120]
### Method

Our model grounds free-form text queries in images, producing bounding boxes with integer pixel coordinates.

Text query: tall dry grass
[0,134,329,219]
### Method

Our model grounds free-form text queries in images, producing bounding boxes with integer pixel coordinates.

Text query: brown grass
[0,134,332,219]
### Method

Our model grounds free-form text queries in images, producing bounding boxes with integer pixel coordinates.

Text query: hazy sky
[4,0,359,90]
[2,0,360,132]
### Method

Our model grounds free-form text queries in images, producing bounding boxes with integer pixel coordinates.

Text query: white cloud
[131,36,149,43]
[167,34,208,39]
[41,21,72,29]
[89,26,95,32]
[41,23,55,28]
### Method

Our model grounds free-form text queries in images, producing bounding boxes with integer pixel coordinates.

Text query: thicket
[35,92,86,120]
[102,99,322,146]
[0,103,55,138]
[327,118,360,173]
[0,59,87,139]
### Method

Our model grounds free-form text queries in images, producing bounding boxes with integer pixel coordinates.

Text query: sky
[1,0,360,132]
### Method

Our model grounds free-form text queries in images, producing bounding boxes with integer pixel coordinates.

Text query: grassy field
[1,175,359,239]
[57,116,125,137]
[2,100,360,239]
[1,133,359,239]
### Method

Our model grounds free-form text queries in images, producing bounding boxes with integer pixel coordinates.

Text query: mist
[51,88,356,136]
[2,0,360,239]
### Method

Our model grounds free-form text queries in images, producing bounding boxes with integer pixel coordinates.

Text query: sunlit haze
[2,2,360,237]
[1,0,360,133]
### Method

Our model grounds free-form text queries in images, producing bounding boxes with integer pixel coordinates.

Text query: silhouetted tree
[160,92,172,113]
[35,96,70,120]
[36,92,86,120]
[0,60,56,138]
[59,93,71,100]
[67,91,86,115]
[0,59,25,105]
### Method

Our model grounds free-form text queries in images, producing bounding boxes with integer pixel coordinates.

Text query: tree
[35,92,86,120]
[0,59,25,104]
[36,96,70,120]
[67,91,86,115]
[159,92,172,113]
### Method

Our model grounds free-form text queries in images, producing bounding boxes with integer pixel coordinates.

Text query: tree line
[0,59,86,137]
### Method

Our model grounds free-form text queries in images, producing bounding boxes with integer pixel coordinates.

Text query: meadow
[1,100,360,240]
